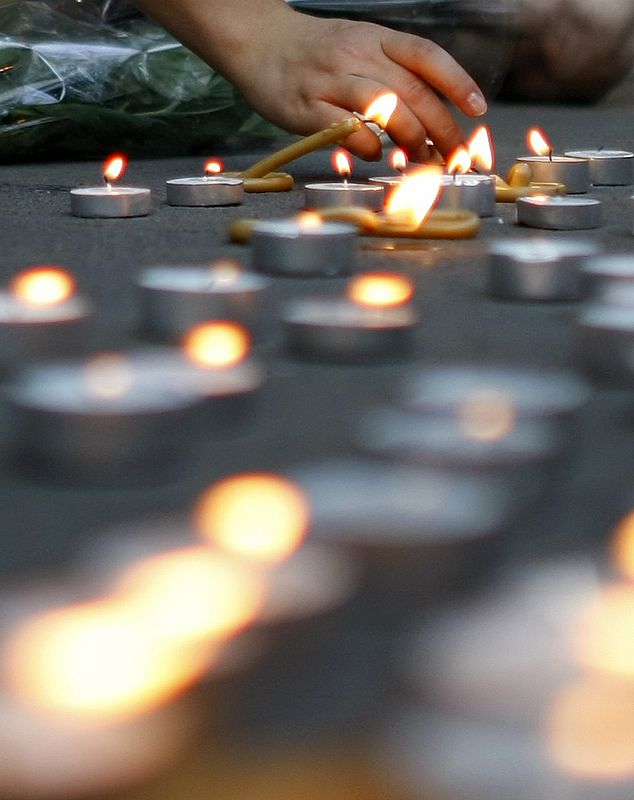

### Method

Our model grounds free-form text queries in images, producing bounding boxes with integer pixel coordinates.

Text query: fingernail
[467,91,487,116]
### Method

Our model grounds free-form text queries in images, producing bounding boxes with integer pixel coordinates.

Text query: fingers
[380,29,488,118]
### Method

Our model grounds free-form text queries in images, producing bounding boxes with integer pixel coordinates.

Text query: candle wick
[103,177,112,192]
[548,149,553,162]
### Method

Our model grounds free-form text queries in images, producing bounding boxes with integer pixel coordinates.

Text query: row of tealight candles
[381,508,634,800]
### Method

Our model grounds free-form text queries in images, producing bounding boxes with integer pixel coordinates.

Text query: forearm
[132,0,295,83]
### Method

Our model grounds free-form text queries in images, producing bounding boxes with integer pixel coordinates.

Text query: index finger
[380,30,488,117]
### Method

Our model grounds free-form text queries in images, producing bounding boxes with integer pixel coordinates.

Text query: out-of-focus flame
[183,321,250,369]
[296,211,323,230]
[209,258,241,284]
[610,509,634,580]
[467,125,494,172]
[446,146,472,175]
[457,389,516,442]
[363,92,398,128]
[84,353,133,399]
[527,127,553,157]
[204,159,223,176]
[102,154,127,184]
[3,598,200,722]
[384,165,443,228]
[10,266,75,307]
[332,148,352,178]
[347,272,414,309]
[389,148,408,173]
[545,676,634,780]
[195,473,309,564]
[115,546,265,645]
[573,583,634,679]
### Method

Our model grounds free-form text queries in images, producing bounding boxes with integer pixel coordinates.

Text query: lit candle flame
[332,148,352,179]
[610,509,634,580]
[102,153,127,186]
[10,266,75,307]
[574,583,634,680]
[296,211,323,230]
[195,473,310,564]
[545,676,634,780]
[209,258,241,284]
[446,145,472,175]
[3,598,204,721]
[457,389,516,442]
[467,125,494,172]
[384,165,443,229]
[84,353,133,400]
[389,148,408,173]
[527,127,553,159]
[204,159,223,177]
[183,321,251,369]
[115,546,265,644]
[347,272,414,309]
[363,92,398,129]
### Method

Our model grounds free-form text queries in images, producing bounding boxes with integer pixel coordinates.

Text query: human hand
[223,8,488,161]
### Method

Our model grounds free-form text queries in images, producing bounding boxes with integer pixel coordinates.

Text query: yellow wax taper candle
[229,207,480,243]
[240,118,362,179]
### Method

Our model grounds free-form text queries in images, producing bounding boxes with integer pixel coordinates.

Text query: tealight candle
[166,166,244,206]
[398,365,590,431]
[282,272,417,362]
[435,174,496,217]
[577,283,634,386]
[487,238,601,301]
[565,149,634,186]
[4,352,203,485]
[135,260,270,342]
[138,322,265,431]
[250,214,357,277]
[70,153,152,218]
[581,253,634,298]
[290,457,509,602]
[357,406,561,513]
[304,148,385,210]
[369,147,408,188]
[0,265,92,374]
[516,195,602,230]
[516,127,590,194]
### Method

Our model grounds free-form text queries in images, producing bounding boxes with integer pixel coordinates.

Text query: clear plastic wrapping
[0,0,281,162]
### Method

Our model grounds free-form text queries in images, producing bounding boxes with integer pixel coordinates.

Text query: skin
[132,0,487,161]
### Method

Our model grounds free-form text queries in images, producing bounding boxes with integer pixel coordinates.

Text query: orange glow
[467,125,494,172]
[384,165,443,228]
[446,145,472,175]
[527,127,553,157]
[102,153,127,184]
[610,510,634,580]
[183,321,251,369]
[209,258,241,283]
[116,546,265,644]
[545,676,634,780]
[347,272,414,309]
[204,159,222,176]
[3,599,202,721]
[84,353,133,399]
[195,473,309,564]
[363,92,398,128]
[10,266,75,307]
[332,148,352,178]
[457,389,516,442]
[296,211,323,229]
[574,584,634,679]
[389,148,408,173]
